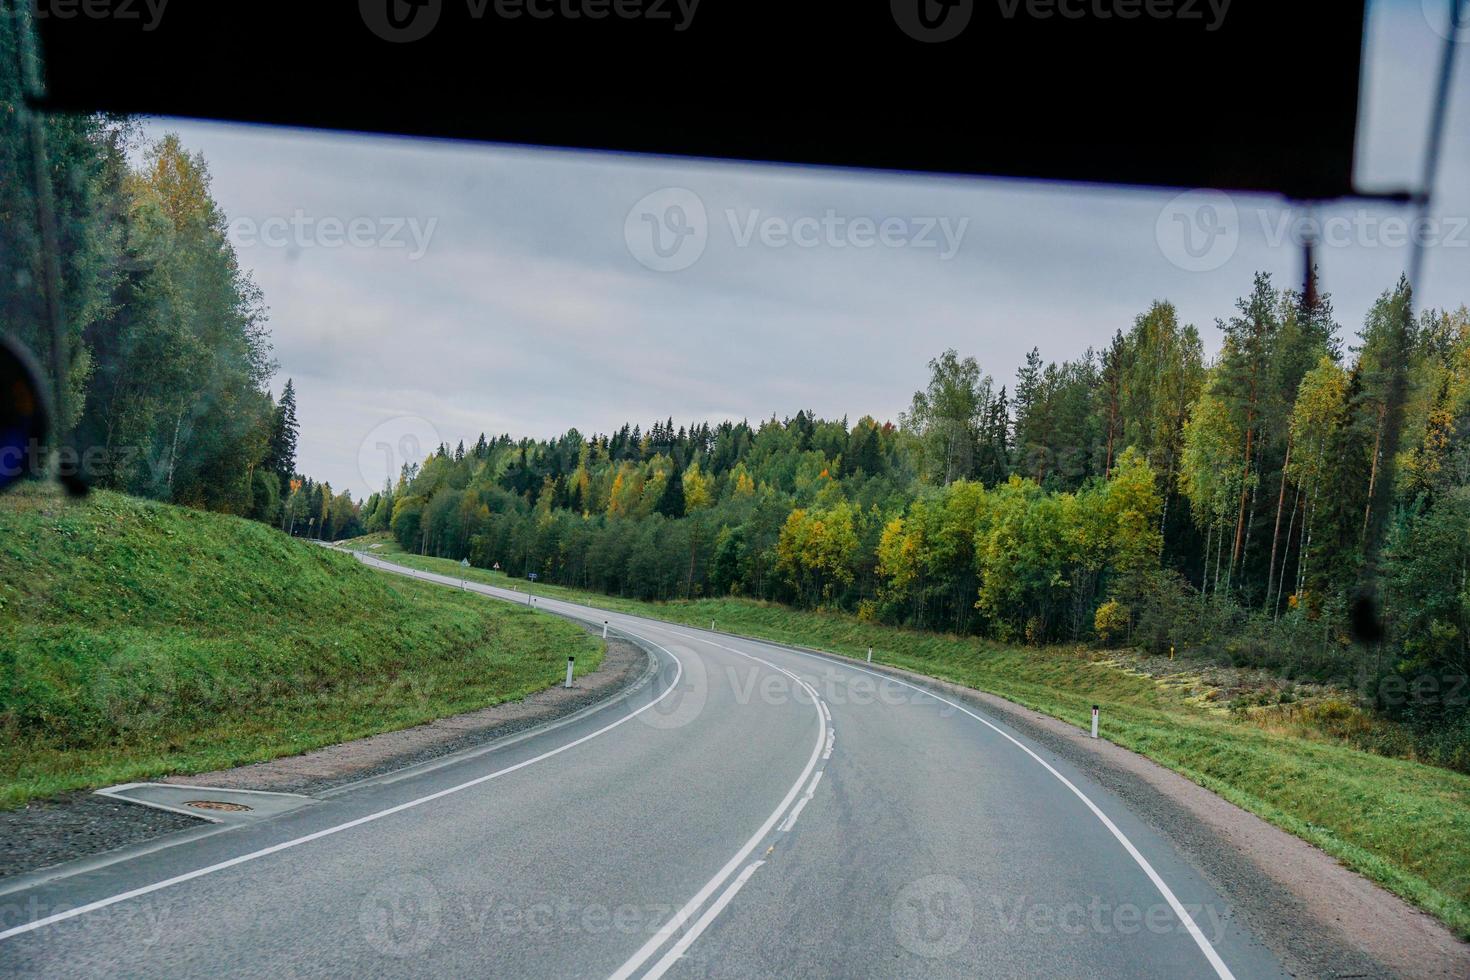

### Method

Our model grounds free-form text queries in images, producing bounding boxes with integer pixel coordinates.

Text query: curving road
[0,553,1288,978]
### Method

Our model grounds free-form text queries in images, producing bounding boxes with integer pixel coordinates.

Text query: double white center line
[777,770,823,834]
[609,631,832,980]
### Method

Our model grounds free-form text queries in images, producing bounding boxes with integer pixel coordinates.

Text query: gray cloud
[142,1,1470,498]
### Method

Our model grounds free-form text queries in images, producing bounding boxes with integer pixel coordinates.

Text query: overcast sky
[140,0,1470,499]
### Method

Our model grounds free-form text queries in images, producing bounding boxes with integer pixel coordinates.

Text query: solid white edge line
[665,626,1236,980]
[641,861,765,980]
[0,636,685,945]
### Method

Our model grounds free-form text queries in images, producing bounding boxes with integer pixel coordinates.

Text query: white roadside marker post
[603,620,609,639]
[711,619,715,631]
[1091,705,1099,739]
[565,656,575,689]
[867,647,873,664]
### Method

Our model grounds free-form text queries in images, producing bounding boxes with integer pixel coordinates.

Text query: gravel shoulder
[160,631,649,796]
[0,791,200,883]
[0,631,649,882]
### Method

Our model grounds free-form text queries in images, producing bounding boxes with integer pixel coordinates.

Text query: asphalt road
[0,554,1289,979]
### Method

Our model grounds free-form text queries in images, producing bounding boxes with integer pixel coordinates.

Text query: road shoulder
[0,632,650,883]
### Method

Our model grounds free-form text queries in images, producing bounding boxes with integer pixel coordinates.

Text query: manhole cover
[183,800,252,813]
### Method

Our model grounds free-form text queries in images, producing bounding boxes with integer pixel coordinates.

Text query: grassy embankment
[338,532,1470,939]
[0,491,601,808]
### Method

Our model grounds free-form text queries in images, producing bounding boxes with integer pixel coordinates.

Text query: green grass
[345,533,1470,939]
[0,492,600,807]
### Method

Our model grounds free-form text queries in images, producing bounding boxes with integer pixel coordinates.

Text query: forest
[0,44,344,533]
[363,279,1470,761]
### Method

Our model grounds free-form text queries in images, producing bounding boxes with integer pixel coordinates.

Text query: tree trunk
[1160,447,1178,536]
[686,541,697,599]
[166,411,183,493]
[1275,480,1302,620]
[1361,402,1386,542]
[1241,437,1264,590]
[1265,436,1293,614]
[1299,482,1318,601]
[1200,518,1212,602]
[1230,412,1256,575]
[1213,521,1225,596]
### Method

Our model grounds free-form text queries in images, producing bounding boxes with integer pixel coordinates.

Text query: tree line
[371,276,1469,758]
[1,55,336,531]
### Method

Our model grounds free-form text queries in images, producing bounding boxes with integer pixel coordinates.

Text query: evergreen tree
[975,386,1011,487]
[1309,364,1374,601]
[1100,330,1129,476]
[1011,347,1047,481]
[1214,273,1282,589]
[1355,278,1416,570]
[656,462,686,518]
[266,379,299,496]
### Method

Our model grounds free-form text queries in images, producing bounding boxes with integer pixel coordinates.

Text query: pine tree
[1355,277,1416,588]
[1012,347,1045,479]
[656,462,686,518]
[1309,364,1374,601]
[1215,273,1281,587]
[266,379,299,496]
[1012,347,1042,427]
[978,386,1011,486]
[1100,330,1128,477]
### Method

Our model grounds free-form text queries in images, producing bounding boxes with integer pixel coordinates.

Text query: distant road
[0,552,1286,978]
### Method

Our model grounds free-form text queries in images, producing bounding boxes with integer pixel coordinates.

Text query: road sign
[460,558,469,567]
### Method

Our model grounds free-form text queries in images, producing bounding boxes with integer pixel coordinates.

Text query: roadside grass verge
[345,534,1470,939]
[0,492,600,807]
